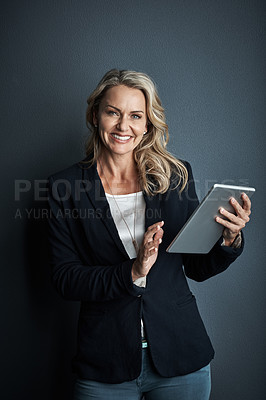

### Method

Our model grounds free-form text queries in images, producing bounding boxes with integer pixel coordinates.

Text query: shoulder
[164,159,198,202]
[48,157,94,182]
[179,159,193,175]
[168,159,195,190]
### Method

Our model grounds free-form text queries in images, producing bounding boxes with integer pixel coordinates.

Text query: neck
[98,151,138,180]
[97,151,139,195]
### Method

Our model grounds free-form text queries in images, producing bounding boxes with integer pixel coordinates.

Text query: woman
[47,69,251,400]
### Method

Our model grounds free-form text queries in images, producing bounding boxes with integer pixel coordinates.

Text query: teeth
[112,134,131,141]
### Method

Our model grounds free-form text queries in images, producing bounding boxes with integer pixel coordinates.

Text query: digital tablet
[166,184,255,254]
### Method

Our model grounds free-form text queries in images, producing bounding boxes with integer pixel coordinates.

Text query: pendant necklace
[99,160,139,253]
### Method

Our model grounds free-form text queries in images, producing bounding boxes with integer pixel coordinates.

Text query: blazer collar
[79,160,161,257]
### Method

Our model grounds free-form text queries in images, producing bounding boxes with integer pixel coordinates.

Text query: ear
[144,118,148,133]
[144,118,150,133]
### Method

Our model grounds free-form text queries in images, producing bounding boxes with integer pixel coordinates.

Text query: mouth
[110,133,132,143]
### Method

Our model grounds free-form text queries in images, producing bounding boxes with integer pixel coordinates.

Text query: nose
[117,115,129,132]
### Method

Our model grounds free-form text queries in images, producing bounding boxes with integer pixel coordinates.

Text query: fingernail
[220,207,224,213]
[231,197,235,203]
[159,238,162,244]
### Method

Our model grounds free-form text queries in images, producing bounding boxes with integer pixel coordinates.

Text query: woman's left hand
[215,193,251,246]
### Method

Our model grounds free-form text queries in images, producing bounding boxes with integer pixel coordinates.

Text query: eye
[131,114,142,120]
[107,110,119,116]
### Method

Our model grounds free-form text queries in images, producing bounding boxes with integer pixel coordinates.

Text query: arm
[47,176,144,302]
[183,236,244,282]
[181,163,248,282]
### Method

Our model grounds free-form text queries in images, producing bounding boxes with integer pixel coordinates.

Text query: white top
[105,191,145,259]
[105,192,147,285]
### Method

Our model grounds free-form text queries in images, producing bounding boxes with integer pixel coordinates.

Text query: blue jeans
[73,347,211,400]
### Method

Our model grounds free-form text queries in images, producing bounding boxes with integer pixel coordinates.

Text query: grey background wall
[1,0,265,399]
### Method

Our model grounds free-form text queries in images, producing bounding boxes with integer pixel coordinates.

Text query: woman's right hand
[132,221,164,281]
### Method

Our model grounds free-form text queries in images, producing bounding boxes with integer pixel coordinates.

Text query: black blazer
[47,159,244,383]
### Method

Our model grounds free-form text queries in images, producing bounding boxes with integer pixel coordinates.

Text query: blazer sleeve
[47,176,145,302]
[181,163,244,282]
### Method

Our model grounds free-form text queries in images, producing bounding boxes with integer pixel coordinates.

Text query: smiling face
[93,85,148,158]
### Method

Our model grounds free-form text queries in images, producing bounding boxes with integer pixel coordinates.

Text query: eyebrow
[105,104,144,113]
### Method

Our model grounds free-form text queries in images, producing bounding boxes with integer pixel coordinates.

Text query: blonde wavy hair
[84,69,188,195]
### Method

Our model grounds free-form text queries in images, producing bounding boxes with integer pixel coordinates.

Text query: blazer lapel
[143,191,161,231]
[80,161,130,259]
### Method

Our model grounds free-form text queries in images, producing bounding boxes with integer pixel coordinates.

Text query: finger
[147,235,163,250]
[145,222,164,242]
[228,198,250,221]
[219,207,249,225]
[144,238,159,253]
[146,221,164,232]
[215,215,245,231]
[153,228,164,242]
[145,229,164,246]
[143,234,163,257]
[143,242,158,260]
[241,193,251,214]
[144,239,157,251]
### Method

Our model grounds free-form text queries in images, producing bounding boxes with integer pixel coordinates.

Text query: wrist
[223,238,235,247]
[132,261,146,282]
[222,232,241,247]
